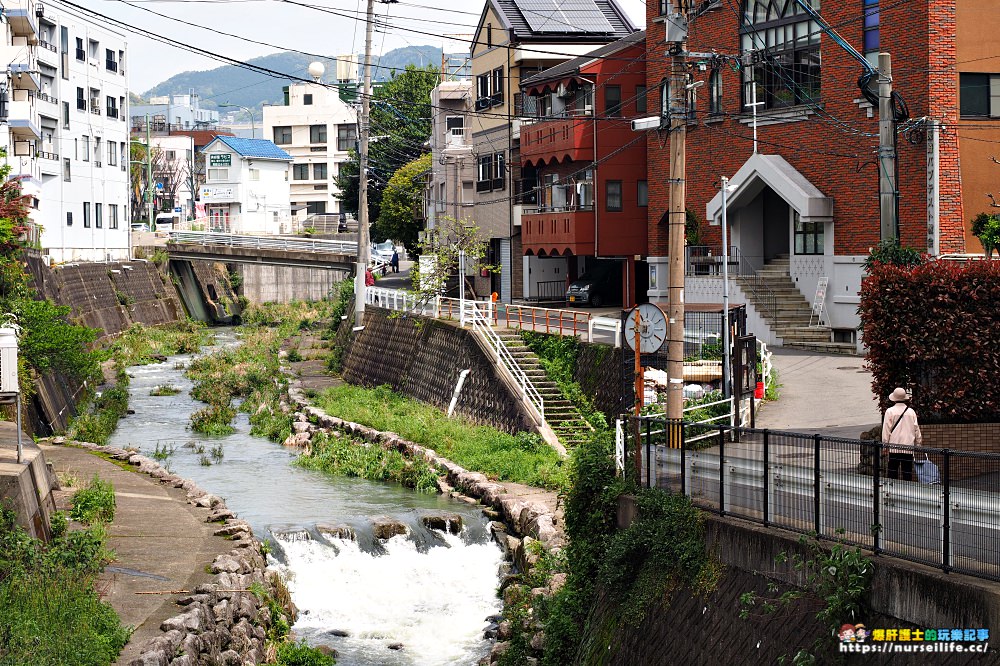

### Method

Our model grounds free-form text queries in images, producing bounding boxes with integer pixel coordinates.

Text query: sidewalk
[754,347,881,439]
[40,443,233,665]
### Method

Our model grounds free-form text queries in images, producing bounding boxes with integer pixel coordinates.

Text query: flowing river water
[107,330,503,665]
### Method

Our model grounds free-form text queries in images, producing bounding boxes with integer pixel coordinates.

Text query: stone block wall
[574,341,624,422]
[340,307,532,434]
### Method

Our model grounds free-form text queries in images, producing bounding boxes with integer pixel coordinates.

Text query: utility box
[0,327,19,394]
[664,13,688,43]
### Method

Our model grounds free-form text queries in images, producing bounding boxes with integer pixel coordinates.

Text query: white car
[372,241,395,264]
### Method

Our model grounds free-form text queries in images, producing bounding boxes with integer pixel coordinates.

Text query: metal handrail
[499,303,590,337]
[469,302,544,421]
[165,230,358,255]
[685,246,777,323]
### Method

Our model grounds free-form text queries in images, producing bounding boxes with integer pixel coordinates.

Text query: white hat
[889,387,908,402]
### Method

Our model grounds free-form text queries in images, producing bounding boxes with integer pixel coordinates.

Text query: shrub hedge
[858,258,1000,423]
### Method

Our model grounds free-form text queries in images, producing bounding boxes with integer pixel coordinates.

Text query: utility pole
[665,0,689,422]
[354,0,375,325]
[878,52,897,241]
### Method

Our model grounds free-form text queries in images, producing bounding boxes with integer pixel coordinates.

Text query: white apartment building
[199,135,292,235]
[35,0,129,262]
[131,93,219,132]
[262,66,356,222]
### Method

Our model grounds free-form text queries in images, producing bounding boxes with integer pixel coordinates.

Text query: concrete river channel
[107,330,503,665]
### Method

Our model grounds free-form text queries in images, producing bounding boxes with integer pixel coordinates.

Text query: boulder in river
[317,524,356,541]
[371,516,408,540]
[388,642,404,651]
[327,629,350,637]
[421,512,463,534]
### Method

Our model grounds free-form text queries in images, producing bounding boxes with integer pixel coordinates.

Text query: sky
[77,0,647,93]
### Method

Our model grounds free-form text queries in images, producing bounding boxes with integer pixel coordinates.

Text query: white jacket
[882,402,922,453]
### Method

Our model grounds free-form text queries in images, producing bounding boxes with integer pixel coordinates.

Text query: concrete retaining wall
[239,265,345,303]
[340,307,533,434]
[0,426,56,540]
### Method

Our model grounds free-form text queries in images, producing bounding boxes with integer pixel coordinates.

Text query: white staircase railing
[469,302,544,421]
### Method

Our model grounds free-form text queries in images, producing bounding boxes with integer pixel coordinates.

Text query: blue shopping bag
[914,454,941,485]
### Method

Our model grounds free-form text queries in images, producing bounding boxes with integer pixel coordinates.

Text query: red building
[644,1,994,349]
[519,31,648,307]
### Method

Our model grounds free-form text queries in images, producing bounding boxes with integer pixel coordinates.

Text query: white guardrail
[645,445,993,569]
[588,316,622,347]
[166,230,359,255]
[469,302,544,421]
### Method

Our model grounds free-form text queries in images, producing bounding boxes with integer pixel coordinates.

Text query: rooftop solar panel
[517,0,613,33]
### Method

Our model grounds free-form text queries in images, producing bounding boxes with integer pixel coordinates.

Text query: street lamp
[220,103,256,139]
[720,176,735,422]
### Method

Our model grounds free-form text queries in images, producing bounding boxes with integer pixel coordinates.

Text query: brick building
[645,0,995,349]
[519,30,648,306]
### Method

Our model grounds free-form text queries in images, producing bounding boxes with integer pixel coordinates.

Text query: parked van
[155,212,181,231]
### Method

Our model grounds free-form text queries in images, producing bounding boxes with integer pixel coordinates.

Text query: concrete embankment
[41,441,293,666]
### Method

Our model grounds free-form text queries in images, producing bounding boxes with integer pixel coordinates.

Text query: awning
[706,153,833,225]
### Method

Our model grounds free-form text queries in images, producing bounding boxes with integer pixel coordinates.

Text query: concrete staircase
[495,331,594,447]
[739,256,857,356]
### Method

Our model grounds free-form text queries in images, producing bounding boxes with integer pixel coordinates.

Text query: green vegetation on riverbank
[0,477,130,665]
[311,384,568,491]
[298,430,439,492]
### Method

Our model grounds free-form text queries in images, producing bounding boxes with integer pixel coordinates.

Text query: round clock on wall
[624,303,667,354]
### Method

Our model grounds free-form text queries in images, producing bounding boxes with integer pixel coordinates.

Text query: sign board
[155,182,164,190]
[209,153,232,167]
[199,186,236,202]
[173,207,182,212]
[810,276,829,326]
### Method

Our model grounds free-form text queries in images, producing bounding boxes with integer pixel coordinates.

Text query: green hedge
[858,258,1000,423]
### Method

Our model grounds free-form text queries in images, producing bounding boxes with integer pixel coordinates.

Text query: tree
[376,153,431,253]
[130,143,164,222]
[971,212,1000,259]
[409,215,491,306]
[334,65,439,230]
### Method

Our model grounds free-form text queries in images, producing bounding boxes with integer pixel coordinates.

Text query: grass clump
[0,505,130,666]
[519,331,606,431]
[299,431,439,492]
[312,384,568,491]
[149,384,181,396]
[190,402,237,436]
[69,476,116,525]
[276,640,335,666]
[68,385,129,445]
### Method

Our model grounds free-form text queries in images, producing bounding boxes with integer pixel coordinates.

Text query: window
[477,74,490,101]
[82,135,89,162]
[119,51,125,75]
[62,101,70,129]
[310,124,327,143]
[658,0,669,15]
[960,73,1000,118]
[106,95,118,118]
[293,164,309,180]
[108,141,116,166]
[83,202,91,228]
[477,68,504,107]
[273,126,292,144]
[163,150,174,161]
[709,69,723,115]
[89,88,101,114]
[66,211,72,226]
[75,37,84,61]
[606,181,622,212]
[313,163,327,180]
[446,115,464,139]
[741,0,821,110]
[636,85,647,114]
[337,125,357,151]
[605,85,622,117]
[249,168,260,181]
[109,204,118,229]
[306,201,326,215]
[491,67,504,104]
[63,158,71,182]
[76,87,85,111]
[94,138,101,166]
[487,23,492,48]
[637,180,648,207]
[793,212,824,254]
[95,203,102,229]
[863,0,879,69]
[105,48,117,72]
[88,39,99,60]
[304,93,313,105]
[208,168,228,181]
[476,152,505,191]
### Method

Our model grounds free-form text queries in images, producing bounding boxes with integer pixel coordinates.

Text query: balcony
[37,39,57,65]
[8,93,40,140]
[519,116,593,165]
[521,206,595,256]
[6,0,39,42]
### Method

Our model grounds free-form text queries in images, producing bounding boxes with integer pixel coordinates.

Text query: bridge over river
[164,231,359,270]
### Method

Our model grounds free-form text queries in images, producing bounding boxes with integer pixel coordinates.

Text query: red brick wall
[646,1,965,256]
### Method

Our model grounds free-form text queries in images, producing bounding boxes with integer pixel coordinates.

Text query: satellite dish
[308,61,326,82]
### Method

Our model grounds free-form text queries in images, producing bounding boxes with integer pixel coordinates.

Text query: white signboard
[199,186,237,203]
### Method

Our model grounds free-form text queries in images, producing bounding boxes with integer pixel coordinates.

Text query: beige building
[426,80,475,230]
[469,0,636,301]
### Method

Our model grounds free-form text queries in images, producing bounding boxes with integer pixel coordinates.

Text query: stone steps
[738,257,837,349]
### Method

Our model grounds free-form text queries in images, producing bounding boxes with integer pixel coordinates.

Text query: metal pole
[721,176,731,401]
[878,52,897,241]
[665,0,688,422]
[146,114,154,230]
[942,449,951,572]
[459,249,466,326]
[633,309,643,481]
[814,434,822,536]
[354,0,375,325]
[15,393,22,464]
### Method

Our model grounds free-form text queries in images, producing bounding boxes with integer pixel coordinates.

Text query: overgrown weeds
[299,431,439,491]
[69,475,116,525]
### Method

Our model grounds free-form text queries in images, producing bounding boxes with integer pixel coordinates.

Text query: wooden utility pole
[878,52,897,241]
[354,0,375,325]
[665,0,689,421]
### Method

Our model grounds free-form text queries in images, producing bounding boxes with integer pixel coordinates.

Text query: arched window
[709,68,723,115]
[740,0,821,110]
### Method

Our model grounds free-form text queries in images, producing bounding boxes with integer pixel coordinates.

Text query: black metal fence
[622,415,1000,582]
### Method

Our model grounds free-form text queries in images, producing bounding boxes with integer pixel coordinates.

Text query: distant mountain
[142,47,444,116]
